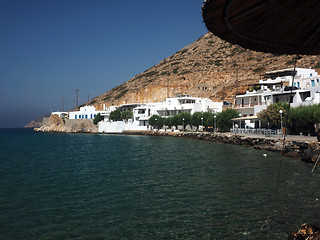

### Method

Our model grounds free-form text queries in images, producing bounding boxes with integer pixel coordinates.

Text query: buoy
[263,154,267,157]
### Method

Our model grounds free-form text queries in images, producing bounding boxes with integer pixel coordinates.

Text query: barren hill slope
[86,32,320,109]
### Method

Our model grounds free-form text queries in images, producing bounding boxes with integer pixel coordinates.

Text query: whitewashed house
[233,68,320,128]
[69,105,108,120]
[99,95,224,133]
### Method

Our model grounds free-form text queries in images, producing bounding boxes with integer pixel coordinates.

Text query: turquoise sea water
[0,128,320,239]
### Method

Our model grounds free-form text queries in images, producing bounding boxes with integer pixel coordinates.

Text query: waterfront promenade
[237,133,318,143]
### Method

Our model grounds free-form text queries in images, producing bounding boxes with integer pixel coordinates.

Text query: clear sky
[0,0,207,128]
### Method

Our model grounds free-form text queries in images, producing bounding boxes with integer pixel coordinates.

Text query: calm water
[0,129,320,239]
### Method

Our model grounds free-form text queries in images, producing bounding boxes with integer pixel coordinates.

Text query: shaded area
[202,0,320,55]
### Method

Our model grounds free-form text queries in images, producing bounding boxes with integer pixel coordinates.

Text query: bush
[121,110,133,120]
[109,109,121,121]
[93,113,104,124]
[289,104,320,135]
[253,67,265,73]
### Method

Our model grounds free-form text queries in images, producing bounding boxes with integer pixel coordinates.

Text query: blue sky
[0,0,207,128]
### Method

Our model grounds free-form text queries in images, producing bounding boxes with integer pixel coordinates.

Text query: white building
[233,68,320,128]
[99,95,224,133]
[69,105,109,120]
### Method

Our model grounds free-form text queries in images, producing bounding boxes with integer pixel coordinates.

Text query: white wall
[98,120,148,133]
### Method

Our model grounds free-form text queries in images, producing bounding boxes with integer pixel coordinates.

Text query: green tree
[289,104,320,135]
[93,113,104,124]
[149,115,163,128]
[257,103,288,129]
[191,112,203,127]
[217,109,239,132]
[109,109,121,121]
[163,117,172,127]
[121,110,133,121]
[202,112,213,128]
[171,112,191,128]
[206,113,217,128]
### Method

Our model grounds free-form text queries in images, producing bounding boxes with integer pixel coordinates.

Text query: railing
[230,128,278,136]
[233,102,268,108]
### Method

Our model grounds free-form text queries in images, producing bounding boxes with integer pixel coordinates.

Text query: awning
[138,117,150,121]
[202,0,320,55]
[232,115,259,121]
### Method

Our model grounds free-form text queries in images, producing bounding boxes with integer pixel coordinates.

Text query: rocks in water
[288,223,320,240]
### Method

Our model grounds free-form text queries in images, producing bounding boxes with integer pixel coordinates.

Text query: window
[310,73,313,76]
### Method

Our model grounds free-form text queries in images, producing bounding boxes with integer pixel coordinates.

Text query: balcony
[233,102,268,108]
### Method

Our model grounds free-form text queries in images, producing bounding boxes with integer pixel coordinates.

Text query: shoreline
[122,130,320,164]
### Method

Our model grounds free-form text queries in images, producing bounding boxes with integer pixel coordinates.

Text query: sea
[0,128,319,240]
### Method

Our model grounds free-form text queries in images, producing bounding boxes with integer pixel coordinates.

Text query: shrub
[289,104,320,135]
[121,111,133,120]
[115,90,128,99]
[253,67,266,73]
[214,60,222,66]
[109,110,121,121]
[93,113,104,124]
[286,60,295,65]
[314,62,320,68]
[173,68,179,74]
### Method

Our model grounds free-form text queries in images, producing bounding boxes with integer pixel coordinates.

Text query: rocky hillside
[86,32,320,110]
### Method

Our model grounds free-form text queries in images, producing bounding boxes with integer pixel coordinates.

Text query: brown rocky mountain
[86,32,320,110]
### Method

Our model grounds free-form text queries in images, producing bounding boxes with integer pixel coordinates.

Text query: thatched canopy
[202,0,320,55]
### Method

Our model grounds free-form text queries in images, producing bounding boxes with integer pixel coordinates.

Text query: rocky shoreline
[123,130,320,164]
[33,115,320,165]
[34,115,98,133]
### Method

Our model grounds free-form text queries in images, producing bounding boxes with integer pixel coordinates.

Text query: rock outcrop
[34,115,98,133]
[288,223,320,240]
